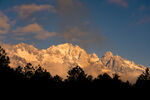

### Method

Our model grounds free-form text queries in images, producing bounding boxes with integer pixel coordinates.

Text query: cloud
[60,26,106,49]
[55,0,106,49]
[0,11,10,34]
[139,5,146,11]
[14,4,55,18]
[62,27,86,42]
[137,16,150,24]
[0,35,5,40]
[55,0,84,16]
[13,23,56,40]
[14,37,26,41]
[34,31,56,40]
[139,5,150,11]
[108,0,128,8]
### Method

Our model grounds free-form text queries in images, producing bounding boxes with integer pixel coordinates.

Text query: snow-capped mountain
[0,43,146,82]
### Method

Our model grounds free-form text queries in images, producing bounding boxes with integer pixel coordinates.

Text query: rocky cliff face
[0,43,146,82]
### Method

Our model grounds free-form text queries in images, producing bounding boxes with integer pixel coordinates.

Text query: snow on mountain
[0,43,147,82]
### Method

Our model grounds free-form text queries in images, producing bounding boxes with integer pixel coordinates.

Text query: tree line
[0,46,150,88]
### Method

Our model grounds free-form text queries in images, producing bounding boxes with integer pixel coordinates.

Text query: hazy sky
[0,0,150,67]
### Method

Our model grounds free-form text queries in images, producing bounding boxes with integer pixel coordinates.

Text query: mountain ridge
[0,43,147,82]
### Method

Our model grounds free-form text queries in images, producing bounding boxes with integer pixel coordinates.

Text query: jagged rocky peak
[46,43,87,56]
[56,43,85,52]
[47,43,74,51]
[100,51,114,64]
[103,51,114,58]
[16,42,28,46]
[0,42,147,83]
[57,43,73,47]
[16,43,36,49]
[91,53,98,58]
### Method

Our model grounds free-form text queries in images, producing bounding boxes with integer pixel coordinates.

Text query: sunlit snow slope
[0,43,146,82]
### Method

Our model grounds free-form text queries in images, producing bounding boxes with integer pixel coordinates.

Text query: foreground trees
[0,46,17,81]
[0,46,150,88]
[135,68,150,88]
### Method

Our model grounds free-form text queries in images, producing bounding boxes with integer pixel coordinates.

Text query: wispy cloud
[0,11,10,34]
[108,0,128,8]
[0,35,5,40]
[55,0,84,16]
[54,0,106,48]
[137,16,150,24]
[14,4,55,18]
[13,23,56,40]
[139,5,150,11]
[133,5,150,25]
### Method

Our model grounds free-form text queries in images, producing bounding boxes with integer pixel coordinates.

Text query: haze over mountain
[0,43,146,83]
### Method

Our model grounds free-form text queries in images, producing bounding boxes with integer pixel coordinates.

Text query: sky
[0,0,150,67]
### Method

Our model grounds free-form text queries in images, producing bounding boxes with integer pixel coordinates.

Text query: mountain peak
[16,43,32,48]
[15,43,37,50]
[104,51,114,58]
[57,43,73,47]
[0,43,147,83]
[16,42,28,46]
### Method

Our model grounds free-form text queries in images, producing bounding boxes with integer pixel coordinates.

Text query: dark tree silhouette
[113,74,120,80]
[87,75,93,82]
[0,46,10,67]
[16,66,23,74]
[53,75,63,88]
[135,68,150,88]
[137,68,150,81]
[65,66,90,88]
[97,73,112,80]
[53,75,63,83]
[15,66,25,80]
[93,73,112,88]
[24,63,35,79]
[112,74,124,88]
[0,46,17,81]
[67,66,87,82]
[31,65,52,81]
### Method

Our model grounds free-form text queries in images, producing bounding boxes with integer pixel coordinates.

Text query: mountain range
[0,43,147,83]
